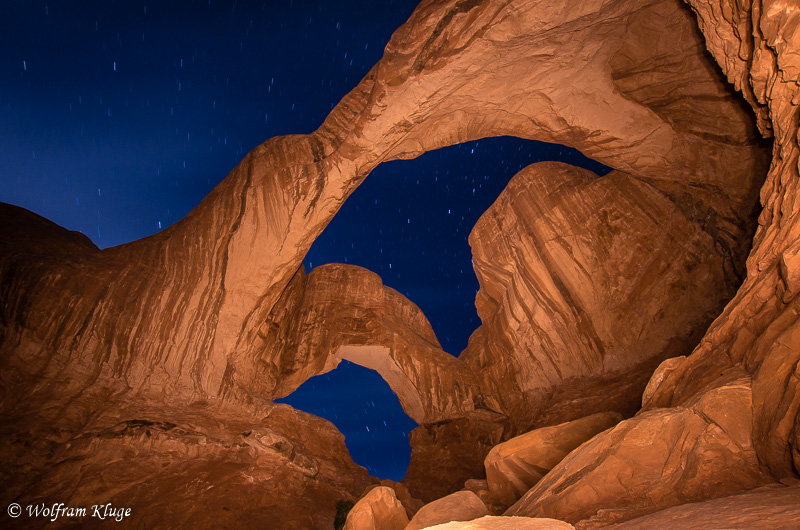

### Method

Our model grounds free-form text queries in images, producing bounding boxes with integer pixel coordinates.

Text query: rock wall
[643,0,800,480]
[501,1,800,525]
[0,0,766,416]
[461,161,749,428]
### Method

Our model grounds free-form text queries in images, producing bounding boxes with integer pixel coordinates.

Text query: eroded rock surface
[406,491,490,530]
[643,0,800,482]
[344,486,409,530]
[485,412,621,506]
[403,411,510,503]
[461,159,751,429]
[0,0,765,422]
[0,402,373,529]
[263,263,484,424]
[0,0,787,526]
[506,377,770,526]
[605,484,800,529]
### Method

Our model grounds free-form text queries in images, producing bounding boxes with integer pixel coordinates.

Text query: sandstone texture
[263,263,484,424]
[461,158,747,428]
[0,0,764,425]
[506,375,771,526]
[0,401,373,529]
[485,412,621,506]
[642,0,800,484]
[403,410,509,502]
[406,491,490,530]
[606,484,800,529]
[344,486,409,530]
[425,516,575,529]
[1,0,795,526]
[359,480,425,519]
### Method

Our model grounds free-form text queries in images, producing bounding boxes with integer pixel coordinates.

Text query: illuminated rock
[424,516,575,529]
[343,486,409,530]
[406,491,490,530]
[1,0,795,526]
[484,412,621,506]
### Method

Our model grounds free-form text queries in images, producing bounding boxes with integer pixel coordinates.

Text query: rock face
[344,486,409,530]
[0,0,764,420]
[643,0,800,482]
[0,401,374,529]
[461,160,751,428]
[506,374,770,526]
[0,0,791,527]
[406,491,490,530]
[403,410,510,503]
[606,484,800,530]
[485,412,621,506]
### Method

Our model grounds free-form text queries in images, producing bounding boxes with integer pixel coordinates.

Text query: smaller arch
[276,359,418,480]
[336,345,426,424]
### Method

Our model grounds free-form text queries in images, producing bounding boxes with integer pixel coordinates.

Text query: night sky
[2,0,609,481]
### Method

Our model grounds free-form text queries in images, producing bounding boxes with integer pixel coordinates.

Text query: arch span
[263,263,488,425]
[336,345,427,425]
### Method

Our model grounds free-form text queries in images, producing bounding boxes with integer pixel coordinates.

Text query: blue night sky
[1,0,608,481]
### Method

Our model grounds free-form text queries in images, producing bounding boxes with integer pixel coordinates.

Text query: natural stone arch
[335,345,427,425]
[264,263,486,425]
[1,0,765,426]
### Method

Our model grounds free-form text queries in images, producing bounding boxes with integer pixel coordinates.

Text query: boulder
[406,491,490,530]
[506,378,770,526]
[485,412,621,506]
[343,486,409,530]
[361,480,424,519]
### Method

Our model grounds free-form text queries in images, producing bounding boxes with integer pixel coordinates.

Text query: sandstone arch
[0,0,765,417]
[2,0,797,526]
[335,345,427,425]
[263,263,485,425]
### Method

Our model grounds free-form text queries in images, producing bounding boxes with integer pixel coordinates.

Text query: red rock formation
[506,374,770,526]
[262,263,484,424]
[485,412,621,506]
[406,491,490,530]
[0,399,374,529]
[461,161,749,428]
[0,0,765,416]
[344,486,409,530]
[644,0,800,481]
[605,484,800,529]
[0,0,790,526]
[403,410,510,503]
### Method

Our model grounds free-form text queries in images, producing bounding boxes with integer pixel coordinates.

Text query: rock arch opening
[303,136,611,355]
[276,359,418,481]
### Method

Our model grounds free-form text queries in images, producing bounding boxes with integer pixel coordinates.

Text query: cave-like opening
[275,360,418,481]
